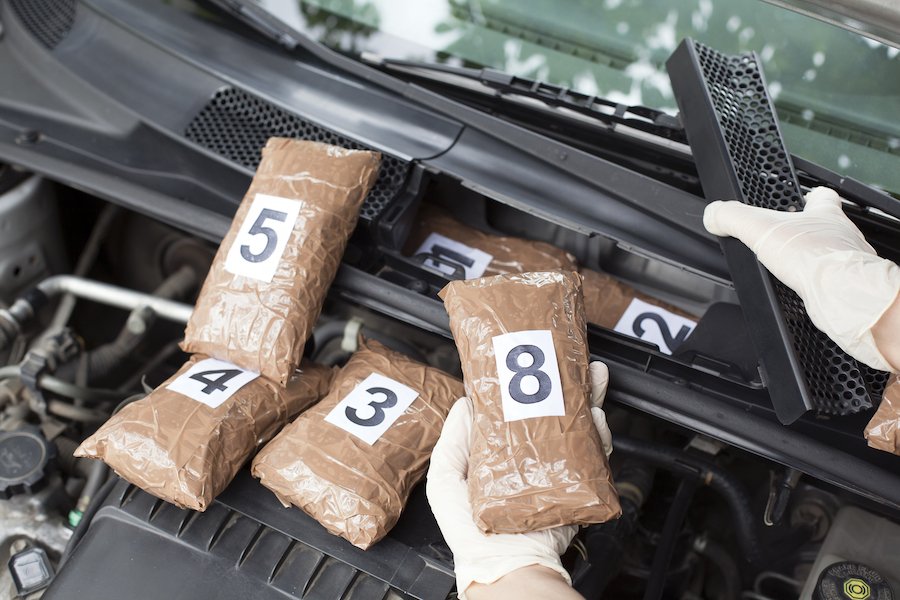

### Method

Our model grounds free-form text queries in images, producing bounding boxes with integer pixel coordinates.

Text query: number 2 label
[166,358,259,408]
[324,373,419,445]
[492,330,566,422]
[613,298,696,355]
[224,193,302,282]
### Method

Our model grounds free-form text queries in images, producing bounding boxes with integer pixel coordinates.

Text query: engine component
[0,275,194,351]
[800,506,900,598]
[814,561,893,600]
[8,546,54,596]
[0,427,55,499]
[0,175,65,304]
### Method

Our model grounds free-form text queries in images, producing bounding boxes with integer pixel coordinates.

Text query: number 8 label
[224,193,303,283]
[324,373,420,445]
[492,330,566,422]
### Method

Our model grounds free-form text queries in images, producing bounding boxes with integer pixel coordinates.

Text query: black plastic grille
[9,0,76,49]
[184,87,409,221]
[671,40,888,418]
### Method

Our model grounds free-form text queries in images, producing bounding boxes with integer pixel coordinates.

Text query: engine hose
[312,319,428,363]
[614,436,765,565]
[55,266,196,384]
[643,480,698,600]
[694,536,741,600]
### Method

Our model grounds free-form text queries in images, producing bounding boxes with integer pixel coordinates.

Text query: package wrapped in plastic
[439,271,620,534]
[404,205,577,279]
[865,376,900,455]
[252,339,464,549]
[76,356,335,511]
[182,138,381,384]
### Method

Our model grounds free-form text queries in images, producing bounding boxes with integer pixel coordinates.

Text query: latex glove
[704,187,900,372]
[426,361,613,599]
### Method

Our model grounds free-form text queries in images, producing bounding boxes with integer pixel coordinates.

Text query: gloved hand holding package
[182,138,381,384]
[426,362,615,598]
[439,271,620,534]
[404,205,577,279]
[251,339,464,549]
[75,356,335,511]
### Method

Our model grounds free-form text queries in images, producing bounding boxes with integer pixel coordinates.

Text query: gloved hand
[426,361,613,599]
[704,187,900,372]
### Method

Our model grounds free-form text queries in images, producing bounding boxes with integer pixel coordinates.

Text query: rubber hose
[643,480,698,600]
[695,537,741,600]
[614,436,764,565]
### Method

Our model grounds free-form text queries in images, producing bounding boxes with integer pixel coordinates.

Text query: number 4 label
[166,358,259,408]
[324,373,419,445]
[224,193,302,283]
[492,330,566,422]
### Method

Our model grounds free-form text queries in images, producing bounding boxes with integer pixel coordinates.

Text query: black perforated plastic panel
[667,39,888,423]
[9,0,76,49]
[184,87,410,222]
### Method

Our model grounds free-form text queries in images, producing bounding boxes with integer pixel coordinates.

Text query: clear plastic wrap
[251,339,464,550]
[404,205,577,279]
[182,138,381,384]
[75,356,335,511]
[439,271,621,534]
[865,376,900,454]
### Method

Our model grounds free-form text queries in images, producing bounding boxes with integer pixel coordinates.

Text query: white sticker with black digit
[613,298,697,355]
[166,358,259,408]
[492,329,565,422]
[324,373,419,445]
[224,193,302,282]
[413,233,493,279]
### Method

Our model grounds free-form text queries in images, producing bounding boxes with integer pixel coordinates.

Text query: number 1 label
[224,193,302,282]
[492,330,566,422]
[166,358,259,408]
[324,373,419,445]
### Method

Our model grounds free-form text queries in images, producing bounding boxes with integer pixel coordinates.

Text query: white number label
[324,373,419,445]
[492,330,565,422]
[224,193,302,282]
[166,358,259,408]
[613,298,696,355]
[413,233,493,279]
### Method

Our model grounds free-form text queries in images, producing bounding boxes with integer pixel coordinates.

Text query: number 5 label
[492,330,566,422]
[324,373,419,445]
[166,358,259,408]
[224,193,302,282]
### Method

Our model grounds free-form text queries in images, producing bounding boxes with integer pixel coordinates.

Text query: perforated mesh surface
[9,0,76,49]
[184,88,409,221]
[692,41,887,415]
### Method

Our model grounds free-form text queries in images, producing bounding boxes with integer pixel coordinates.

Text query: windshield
[255,0,900,194]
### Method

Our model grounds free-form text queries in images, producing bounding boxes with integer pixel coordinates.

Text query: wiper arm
[207,0,304,50]
[363,55,684,141]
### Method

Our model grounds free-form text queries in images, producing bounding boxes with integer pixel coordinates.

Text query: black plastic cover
[0,427,55,499]
[666,38,889,424]
[45,473,454,600]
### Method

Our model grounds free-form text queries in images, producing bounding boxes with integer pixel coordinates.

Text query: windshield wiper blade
[363,55,684,140]
[207,0,304,50]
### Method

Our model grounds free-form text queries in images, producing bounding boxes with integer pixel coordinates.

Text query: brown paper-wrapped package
[865,376,900,454]
[439,271,620,534]
[182,138,381,384]
[252,339,464,549]
[580,268,692,329]
[75,356,335,511]
[404,205,577,279]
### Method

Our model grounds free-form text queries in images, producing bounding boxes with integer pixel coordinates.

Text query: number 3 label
[166,358,259,408]
[224,193,302,282]
[613,298,696,355]
[324,373,419,445]
[492,330,565,422]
